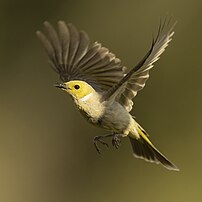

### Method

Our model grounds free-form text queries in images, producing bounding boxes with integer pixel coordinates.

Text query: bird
[36,18,179,171]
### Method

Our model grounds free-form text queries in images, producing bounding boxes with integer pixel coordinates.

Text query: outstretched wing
[36,21,125,91]
[103,18,176,111]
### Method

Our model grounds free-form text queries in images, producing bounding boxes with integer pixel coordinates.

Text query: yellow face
[63,80,94,99]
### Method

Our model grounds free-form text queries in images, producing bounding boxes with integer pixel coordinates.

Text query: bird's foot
[93,136,109,154]
[112,134,122,149]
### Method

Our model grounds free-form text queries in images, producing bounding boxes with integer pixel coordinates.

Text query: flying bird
[36,18,179,171]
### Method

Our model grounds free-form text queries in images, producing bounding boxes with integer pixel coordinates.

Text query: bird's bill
[54,83,67,90]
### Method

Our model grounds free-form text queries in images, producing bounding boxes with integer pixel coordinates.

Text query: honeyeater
[36,18,179,171]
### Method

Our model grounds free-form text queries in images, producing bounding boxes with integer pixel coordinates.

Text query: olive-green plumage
[37,18,179,171]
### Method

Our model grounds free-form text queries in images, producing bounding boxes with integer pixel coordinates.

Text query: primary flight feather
[37,18,179,171]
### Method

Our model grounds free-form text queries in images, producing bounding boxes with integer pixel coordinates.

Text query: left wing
[36,21,126,92]
[103,18,176,111]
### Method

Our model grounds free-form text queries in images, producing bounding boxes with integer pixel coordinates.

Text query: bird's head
[54,80,95,100]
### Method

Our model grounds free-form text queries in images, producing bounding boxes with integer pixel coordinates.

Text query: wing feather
[103,18,176,111]
[37,21,125,91]
[58,21,70,70]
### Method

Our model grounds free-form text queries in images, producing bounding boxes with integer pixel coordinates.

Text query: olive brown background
[0,0,201,201]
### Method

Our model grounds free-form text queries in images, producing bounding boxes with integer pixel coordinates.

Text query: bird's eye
[74,85,80,90]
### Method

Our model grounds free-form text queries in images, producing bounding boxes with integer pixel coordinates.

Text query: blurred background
[0,0,201,201]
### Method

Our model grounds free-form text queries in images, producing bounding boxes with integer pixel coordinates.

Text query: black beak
[54,83,67,90]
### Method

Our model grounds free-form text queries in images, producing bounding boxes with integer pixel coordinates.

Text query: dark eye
[74,85,80,90]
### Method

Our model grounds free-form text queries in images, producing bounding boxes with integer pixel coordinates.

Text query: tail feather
[129,126,179,171]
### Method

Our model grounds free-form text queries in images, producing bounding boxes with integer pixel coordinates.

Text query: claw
[112,134,121,149]
[93,136,109,154]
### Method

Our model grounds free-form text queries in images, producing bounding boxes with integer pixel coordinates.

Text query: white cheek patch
[80,93,93,102]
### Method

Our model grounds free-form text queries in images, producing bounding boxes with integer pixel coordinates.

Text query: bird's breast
[75,97,105,126]
[74,96,133,133]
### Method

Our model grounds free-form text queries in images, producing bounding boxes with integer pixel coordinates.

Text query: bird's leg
[112,134,123,149]
[93,133,114,154]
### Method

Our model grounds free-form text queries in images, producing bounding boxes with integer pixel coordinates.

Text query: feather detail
[103,17,176,111]
[37,21,125,91]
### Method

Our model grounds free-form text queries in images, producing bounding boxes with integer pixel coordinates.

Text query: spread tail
[129,125,179,171]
